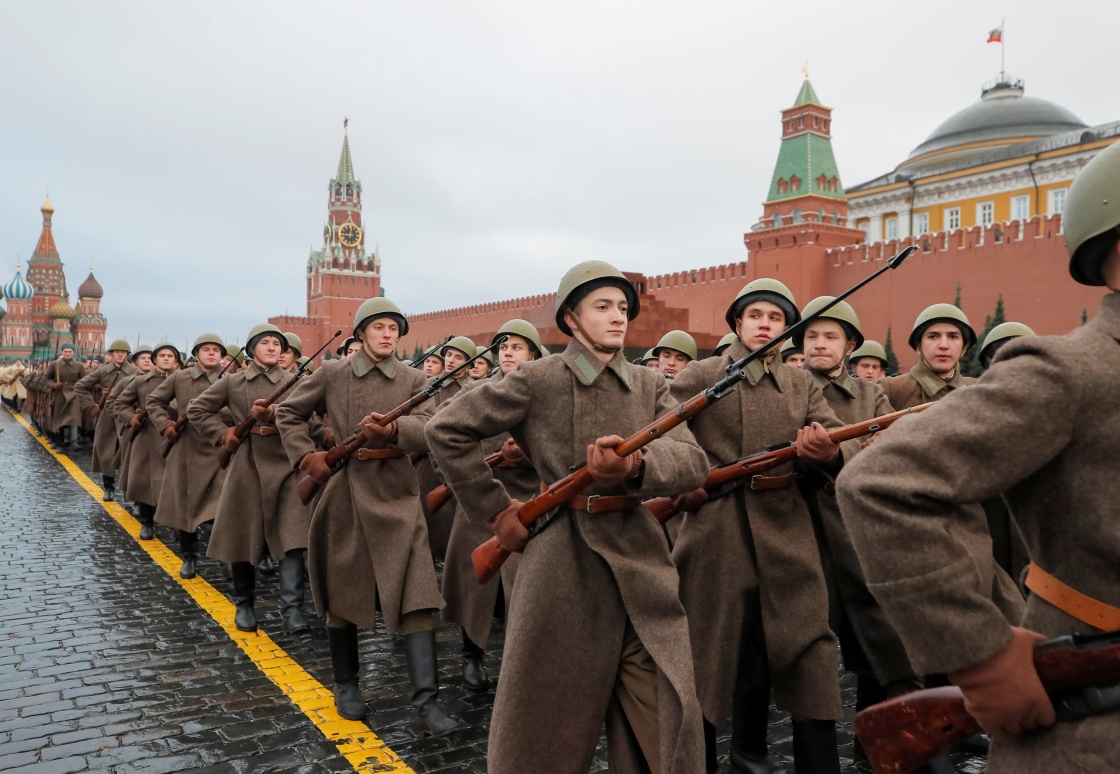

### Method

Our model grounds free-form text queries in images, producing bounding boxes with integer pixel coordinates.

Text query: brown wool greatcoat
[669,339,859,723]
[427,339,709,774]
[148,365,229,533]
[111,370,175,505]
[413,372,472,559]
[881,356,975,410]
[108,375,139,493]
[837,293,1120,773]
[187,362,307,564]
[75,361,137,475]
[275,350,443,632]
[45,358,85,431]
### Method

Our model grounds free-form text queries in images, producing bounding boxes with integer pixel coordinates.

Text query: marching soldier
[469,345,494,379]
[427,261,709,774]
[420,348,445,377]
[75,339,137,501]
[848,339,889,382]
[836,138,1120,774]
[113,346,154,499]
[44,344,86,449]
[779,338,805,368]
[634,348,659,370]
[220,344,244,372]
[713,332,738,358]
[882,304,975,409]
[276,298,462,736]
[653,330,697,378]
[280,333,303,372]
[978,322,1036,370]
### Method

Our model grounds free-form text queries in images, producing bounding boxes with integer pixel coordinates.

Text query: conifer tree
[883,326,900,376]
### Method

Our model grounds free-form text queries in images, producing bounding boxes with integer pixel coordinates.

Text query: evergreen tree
[952,282,962,308]
[883,326,900,376]
[1082,308,1089,326]
[962,295,1006,377]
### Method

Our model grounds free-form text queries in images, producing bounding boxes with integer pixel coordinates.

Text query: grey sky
[1,1,1116,349]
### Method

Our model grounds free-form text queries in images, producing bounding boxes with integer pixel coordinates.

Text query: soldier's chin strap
[568,312,622,355]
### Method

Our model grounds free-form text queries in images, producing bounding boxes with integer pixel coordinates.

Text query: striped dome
[78,271,103,299]
[2,269,34,301]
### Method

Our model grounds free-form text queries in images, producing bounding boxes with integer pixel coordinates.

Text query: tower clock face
[338,223,362,247]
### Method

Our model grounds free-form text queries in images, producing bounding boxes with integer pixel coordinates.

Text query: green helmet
[780,339,803,361]
[633,348,657,366]
[979,321,1036,367]
[152,342,184,366]
[555,261,640,336]
[246,323,288,355]
[539,344,551,356]
[225,342,245,365]
[131,343,153,362]
[652,330,698,361]
[848,340,888,367]
[908,304,977,351]
[191,333,226,357]
[493,319,543,357]
[282,332,303,357]
[441,336,478,360]
[400,358,414,367]
[792,296,864,349]
[297,355,314,373]
[1064,141,1120,286]
[107,338,131,353]
[475,344,495,366]
[353,297,408,337]
[725,278,800,333]
[714,332,739,356]
[337,336,358,356]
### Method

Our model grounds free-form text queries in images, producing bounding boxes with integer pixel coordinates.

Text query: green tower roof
[793,77,821,107]
[336,127,355,184]
[766,79,845,204]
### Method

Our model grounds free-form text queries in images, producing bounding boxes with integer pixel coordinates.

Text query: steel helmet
[635,348,657,365]
[780,339,803,361]
[151,342,184,366]
[441,336,478,360]
[652,330,698,361]
[848,340,888,367]
[353,297,408,337]
[979,321,1036,367]
[282,332,303,357]
[475,344,495,366]
[107,339,132,353]
[555,261,640,336]
[792,296,864,349]
[493,319,544,358]
[713,332,739,356]
[908,304,977,351]
[246,323,288,355]
[726,278,800,333]
[131,343,154,363]
[297,355,314,373]
[1064,141,1120,286]
[191,333,227,357]
[336,336,358,356]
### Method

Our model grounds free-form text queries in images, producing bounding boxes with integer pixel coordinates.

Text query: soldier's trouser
[615,621,660,774]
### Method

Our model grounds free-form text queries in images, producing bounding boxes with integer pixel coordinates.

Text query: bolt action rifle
[217,330,342,470]
[470,245,918,584]
[426,451,503,514]
[853,629,1120,774]
[297,336,505,506]
[159,354,239,459]
[642,403,932,524]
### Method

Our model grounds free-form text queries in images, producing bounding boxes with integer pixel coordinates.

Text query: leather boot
[460,629,489,692]
[730,685,789,774]
[327,624,366,720]
[102,476,116,502]
[791,717,841,774]
[278,553,311,635]
[404,629,464,738]
[178,529,198,579]
[138,503,155,540]
[703,719,719,774]
[230,561,257,632]
[257,554,278,575]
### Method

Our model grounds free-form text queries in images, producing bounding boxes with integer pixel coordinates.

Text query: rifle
[470,245,917,584]
[854,629,1120,774]
[160,355,239,459]
[217,330,342,469]
[128,409,149,441]
[642,403,932,524]
[297,336,506,506]
[426,451,503,514]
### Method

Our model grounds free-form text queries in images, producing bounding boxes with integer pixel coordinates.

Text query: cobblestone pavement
[0,408,984,773]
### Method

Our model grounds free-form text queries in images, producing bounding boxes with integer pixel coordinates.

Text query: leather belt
[1026,562,1120,631]
[750,473,794,491]
[354,448,406,461]
[565,494,643,513]
[249,425,280,437]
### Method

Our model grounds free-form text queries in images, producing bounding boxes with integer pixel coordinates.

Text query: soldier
[470,344,494,379]
[74,339,137,501]
[113,346,153,497]
[111,343,182,539]
[280,332,303,372]
[779,338,806,368]
[836,139,1120,773]
[882,304,976,409]
[427,261,709,774]
[669,278,858,774]
[713,332,738,358]
[44,344,86,449]
[848,339,889,382]
[420,348,445,378]
[978,322,1035,369]
[441,319,544,693]
[276,298,462,736]
[220,343,244,372]
[147,334,229,580]
[187,324,311,635]
[634,348,659,370]
[297,356,314,373]
[653,330,697,378]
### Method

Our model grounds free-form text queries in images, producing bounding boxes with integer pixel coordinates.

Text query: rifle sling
[1026,562,1120,631]
[353,448,406,461]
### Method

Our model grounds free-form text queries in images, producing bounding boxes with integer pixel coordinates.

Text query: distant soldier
[44,344,85,449]
[836,138,1120,773]
[280,332,303,372]
[713,332,738,358]
[112,346,154,499]
[635,348,659,370]
[882,304,975,410]
[470,344,494,379]
[848,339,889,382]
[421,348,445,378]
[978,322,1036,370]
[653,330,697,378]
[220,343,244,372]
[780,338,806,368]
[74,339,137,501]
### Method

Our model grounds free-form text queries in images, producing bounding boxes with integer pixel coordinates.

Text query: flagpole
[1001,17,1006,81]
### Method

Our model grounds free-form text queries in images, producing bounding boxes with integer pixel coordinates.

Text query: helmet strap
[567,310,621,355]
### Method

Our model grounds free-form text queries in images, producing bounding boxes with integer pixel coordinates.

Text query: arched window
[832,211,841,224]
[335,185,342,196]
[777,178,788,194]
[773,212,783,227]
[792,208,802,224]
[346,184,353,196]
[817,174,827,189]
[790,175,801,192]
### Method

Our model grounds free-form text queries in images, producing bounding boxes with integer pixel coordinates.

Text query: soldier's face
[499,336,536,373]
[154,350,179,371]
[852,358,884,382]
[134,354,152,372]
[567,287,629,352]
[109,350,128,365]
[253,336,283,366]
[470,359,490,378]
[658,350,690,377]
[279,351,298,370]
[444,349,468,372]
[60,348,74,361]
[803,320,854,373]
[347,340,364,356]
[920,323,965,375]
[359,318,400,358]
[736,301,786,352]
[219,355,234,370]
[423,355,444,377]
[196,344,223,369]
[644,359,660,371]
[783,352,806,368]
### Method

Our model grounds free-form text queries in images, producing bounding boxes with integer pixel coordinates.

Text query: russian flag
[987,25,1003,43]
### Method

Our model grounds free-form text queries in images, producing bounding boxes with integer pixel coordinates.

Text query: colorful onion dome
[2,268,35,301]
[41,197,55,214]
[78,270,103,299]
[50,296,76,319]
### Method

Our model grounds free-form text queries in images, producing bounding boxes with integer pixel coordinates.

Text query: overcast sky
[2,1,1117,348]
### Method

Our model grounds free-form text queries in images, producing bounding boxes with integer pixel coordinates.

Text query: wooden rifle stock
[854,632,1120,774]
[426,452,503,514]
[128,409,149,441]
[643,403,932,524]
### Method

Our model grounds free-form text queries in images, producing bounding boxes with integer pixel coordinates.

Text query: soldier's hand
[89,405,101,420]
[250,399,274,423]
[672,487,709,514]
[497,437,525,467]
[321,428,337,450]
[860,431,881,449]
[948,626,1055,740]
[299,451,332,484]
[128,413,142,430]
[489,499,528,553]
[586,436,642,486]
[219,427,241,452]
[796,422,840,465]
[359,412,398,443]
[162,423,178,442]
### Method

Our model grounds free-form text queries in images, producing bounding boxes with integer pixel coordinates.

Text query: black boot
[178,529,198,579]
[102,476,115,502]
[257,554,278,575]
[278,553,311,635]
[230,562,257,632]
[703,719,719,774]
[460,629,490,692]
[404,629,464,738]
[138,503,155,540]
[327,624,366,720]
[791,717,841,774]
[730,685,788,774]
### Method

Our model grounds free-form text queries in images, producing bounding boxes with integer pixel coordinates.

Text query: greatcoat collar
[908,357,965,399]
[561,337,632,390]
[245,361,284,385]
[350,349,397,380]
[724,339,788,392]
[808,366,857,399]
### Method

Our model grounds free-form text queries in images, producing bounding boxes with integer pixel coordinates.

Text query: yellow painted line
[8,410,414,774]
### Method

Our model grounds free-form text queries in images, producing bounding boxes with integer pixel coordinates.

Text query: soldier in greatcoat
[110,343,182,539]
[74,339,136,501]
[669,278,860,774]
[112,346,153,498]
[427,261,710,774]
[276,298,461,736]
[44,344,86,449]
[280,332,302,373]
[847,340,889,382]
[187,324,310,634]
[148,333,230,579]
[836,139,1120,773]
[881,303,976,409]
[653,330,697,378]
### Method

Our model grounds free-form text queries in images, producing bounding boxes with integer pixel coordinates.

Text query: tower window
[346,184,353,196]
[798,116,804,128]
[777,178,788,194]
[977,201,995,226]
[335,185,342,196]
[792,208,802,224]
[817,174,827,190]
[774,212,783,227]
[790,175,801,192]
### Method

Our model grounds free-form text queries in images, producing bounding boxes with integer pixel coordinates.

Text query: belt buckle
[750,475,763,490]
[584,494,601,513]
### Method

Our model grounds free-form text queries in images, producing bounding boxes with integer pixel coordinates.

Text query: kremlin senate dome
[50,296,77,320]
[78,270,104,299]
[3,268,35,301]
